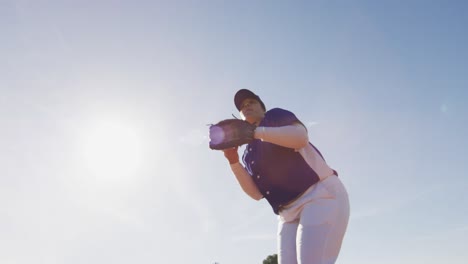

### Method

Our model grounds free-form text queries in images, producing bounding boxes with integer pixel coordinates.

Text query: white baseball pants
[277,176,350,264]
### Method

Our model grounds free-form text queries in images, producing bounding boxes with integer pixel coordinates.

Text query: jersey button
[266,191,270,195]
[251,161,255,164]
[257,175,260,179]
[249,148,252,151]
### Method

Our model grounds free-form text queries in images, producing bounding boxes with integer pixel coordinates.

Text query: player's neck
[251,119,263,126]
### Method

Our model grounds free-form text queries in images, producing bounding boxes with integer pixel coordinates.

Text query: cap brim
[234,89,259,111]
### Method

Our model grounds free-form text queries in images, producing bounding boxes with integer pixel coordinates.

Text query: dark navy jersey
[242,108,337,214]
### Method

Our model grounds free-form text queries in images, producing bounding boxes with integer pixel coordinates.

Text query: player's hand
[208,119,255,150]
[223,147,239,164]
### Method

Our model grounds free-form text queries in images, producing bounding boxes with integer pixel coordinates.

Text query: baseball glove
[209,119,256,150]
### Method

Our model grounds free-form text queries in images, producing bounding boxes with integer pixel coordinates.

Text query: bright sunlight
[81,119,143,180]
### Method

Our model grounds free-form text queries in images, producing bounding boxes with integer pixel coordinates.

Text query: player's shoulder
[265,108,296,118]
[262,108,300,127]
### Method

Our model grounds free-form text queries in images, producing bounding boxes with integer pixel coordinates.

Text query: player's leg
[322,177,350,263]
[297,177,350,264]
[277,219,299,264]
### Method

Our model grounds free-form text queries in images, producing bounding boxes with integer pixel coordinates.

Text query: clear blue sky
[1,1,467,263]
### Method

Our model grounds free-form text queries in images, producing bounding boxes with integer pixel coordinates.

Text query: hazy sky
[1,1,467,263]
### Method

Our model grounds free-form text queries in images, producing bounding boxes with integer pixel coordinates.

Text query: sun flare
[81,119,143,180]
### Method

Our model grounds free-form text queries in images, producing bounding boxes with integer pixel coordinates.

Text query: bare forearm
[230,163,263,200]
[254,123,309,149]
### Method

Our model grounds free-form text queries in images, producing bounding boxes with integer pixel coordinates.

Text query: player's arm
[231,162,263,201]
[223,147,263,200]
[254,122,308,149]
[230,162,263,200]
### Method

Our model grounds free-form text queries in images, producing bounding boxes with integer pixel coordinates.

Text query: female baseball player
[222,89,350,264]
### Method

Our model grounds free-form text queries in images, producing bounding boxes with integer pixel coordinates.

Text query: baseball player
[210,89,350,264]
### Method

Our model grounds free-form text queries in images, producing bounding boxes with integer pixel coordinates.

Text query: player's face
[240,98,265,124]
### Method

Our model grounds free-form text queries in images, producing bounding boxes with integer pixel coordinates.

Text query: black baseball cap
[234,89,266,111]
